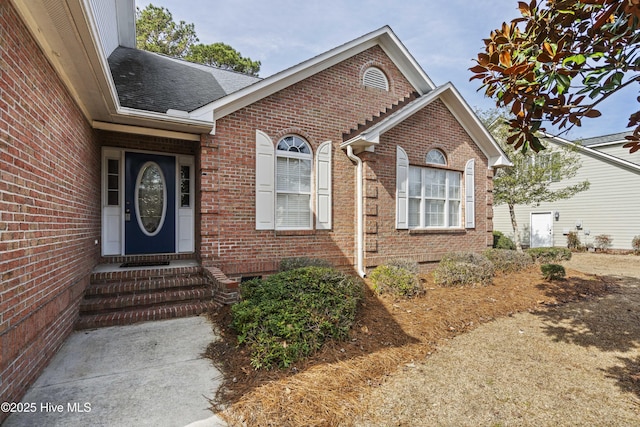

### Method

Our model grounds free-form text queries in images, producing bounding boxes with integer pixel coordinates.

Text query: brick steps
[76,261,220,330]
[84,276,208,296]
[79,288,212,312]
[75,301,219,330]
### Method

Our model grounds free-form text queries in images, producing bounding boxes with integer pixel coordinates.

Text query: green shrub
[632,236,640,255]
[279,257,331,272]
[526,247,572,263]
[386,258,419,275]
[492,230,516,250]
[231,267,363,370]
[433,252,494,287]
[541,263,566,280]
[594,234,613,251]
[370,260,422,297]
[483,249,533,273]
[566,231,581,249]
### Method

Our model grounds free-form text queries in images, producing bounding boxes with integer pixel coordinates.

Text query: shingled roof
[578,131,634,147]
[108,46,260,114]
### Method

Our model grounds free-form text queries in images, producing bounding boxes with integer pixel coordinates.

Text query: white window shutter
[316,141,332,230]
[255,130,275,230]
[396,145,409,229]
[465,158,475,229]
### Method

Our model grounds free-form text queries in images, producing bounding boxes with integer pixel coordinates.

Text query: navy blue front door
[125,152,176,254]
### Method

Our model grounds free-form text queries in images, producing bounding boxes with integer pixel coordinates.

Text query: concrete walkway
[3,316,227,427]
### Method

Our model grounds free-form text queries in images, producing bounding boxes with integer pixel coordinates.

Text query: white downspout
[346,146,366,278]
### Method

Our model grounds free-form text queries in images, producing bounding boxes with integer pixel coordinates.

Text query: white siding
[89,0,119,57]
[494,144,640,250]
[593,143,640,166]
[89,0,136,56]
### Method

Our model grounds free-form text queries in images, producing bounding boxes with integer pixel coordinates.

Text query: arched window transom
[426,149,446,165]
[277,136,311,154]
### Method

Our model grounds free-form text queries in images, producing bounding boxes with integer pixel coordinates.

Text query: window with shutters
[363,67,389,91]
[408,166,461,228]
[276,136,313,229]
[396,145,473,230]
[255,131,332,231]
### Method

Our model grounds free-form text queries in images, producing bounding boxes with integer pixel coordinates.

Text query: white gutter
[346,146,366,278]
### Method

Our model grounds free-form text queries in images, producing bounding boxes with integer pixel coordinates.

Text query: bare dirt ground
[207,253,640,426]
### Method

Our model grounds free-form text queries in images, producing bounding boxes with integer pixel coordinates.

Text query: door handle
[125,207,131,222]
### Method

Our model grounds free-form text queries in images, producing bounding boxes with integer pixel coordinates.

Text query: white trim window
[276,136,313,229]
[408,166,461,228]
[255,131,333,231]
[396,145,474,230]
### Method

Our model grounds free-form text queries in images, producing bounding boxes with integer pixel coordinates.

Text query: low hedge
[231,267,363,369]
[279,257,332,271]
[484,249,533,273]
[526,247,572,263]
[433,252,494,287]
[541,263,566,280]
[370,259,422,297]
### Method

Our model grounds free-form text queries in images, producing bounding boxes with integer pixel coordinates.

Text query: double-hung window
[255,131,332,231]
[408,166,461,228]
[275,136,313,229]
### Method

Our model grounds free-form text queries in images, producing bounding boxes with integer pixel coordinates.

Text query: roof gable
[543,133,640,174]
[341,83,511,169]
[190,26,436,124]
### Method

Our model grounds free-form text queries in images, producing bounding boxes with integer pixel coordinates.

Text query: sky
[136,0,637,141]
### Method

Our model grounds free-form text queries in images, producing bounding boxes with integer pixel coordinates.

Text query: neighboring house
[493,131,640,250]
[0,0,509,413]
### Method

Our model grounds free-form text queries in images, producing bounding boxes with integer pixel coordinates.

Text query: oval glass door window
[135,162,167,236]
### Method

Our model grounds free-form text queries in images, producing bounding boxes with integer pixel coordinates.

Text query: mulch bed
[205,266,613,426]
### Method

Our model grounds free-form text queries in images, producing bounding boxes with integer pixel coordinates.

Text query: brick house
[0,0,509,413]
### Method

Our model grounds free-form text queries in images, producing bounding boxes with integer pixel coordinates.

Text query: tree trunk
[508,203,523,252]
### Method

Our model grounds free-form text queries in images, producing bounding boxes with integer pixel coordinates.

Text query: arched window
[426,149,446,165]
[276,136,312,229]
[363,67,389,91]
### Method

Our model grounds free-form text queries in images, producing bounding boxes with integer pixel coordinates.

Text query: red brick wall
[199,45,493,277]
[0,2,101,415]
[200,46,418,276]
[362,99,493,271]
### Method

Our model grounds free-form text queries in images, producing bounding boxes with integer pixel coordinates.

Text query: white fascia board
[543,132,640,174]
[115,106,214,127]
[377,30,435,94]
[79,0,125,113]
[582,140,629,149]
[341,83,512,169]
[438,83,512,168]
[191,26,436,129]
